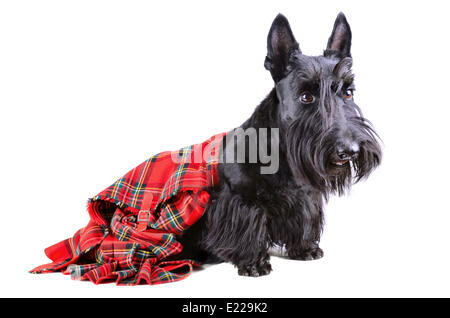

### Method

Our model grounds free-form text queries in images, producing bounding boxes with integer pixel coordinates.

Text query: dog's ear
[324,12,352,58]
[264,14,300,82]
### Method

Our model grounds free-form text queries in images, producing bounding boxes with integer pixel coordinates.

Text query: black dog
[176,13,382,277]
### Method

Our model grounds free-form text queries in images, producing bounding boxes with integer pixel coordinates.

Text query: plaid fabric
[31,132,226,285]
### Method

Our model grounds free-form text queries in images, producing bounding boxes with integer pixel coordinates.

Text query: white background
[1,0,450,297]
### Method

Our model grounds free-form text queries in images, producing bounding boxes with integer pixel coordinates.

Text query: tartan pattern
[29,221,107,274]
[60,209,196,285]
[31,132,226,285]
[153,190,210,234]
[87,132,225,226]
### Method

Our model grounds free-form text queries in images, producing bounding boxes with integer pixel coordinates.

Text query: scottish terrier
[176,13,382,276]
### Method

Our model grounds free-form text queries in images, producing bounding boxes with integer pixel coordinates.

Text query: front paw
[237,260,272,277]
[288,247,324,261]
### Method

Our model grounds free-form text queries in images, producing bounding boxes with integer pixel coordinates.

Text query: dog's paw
[237,260,272,277]
[288,247,324,261]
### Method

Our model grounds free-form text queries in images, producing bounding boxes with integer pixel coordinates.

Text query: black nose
[338,152,350,160]
[337,143,359,160]
[338,152,352,160]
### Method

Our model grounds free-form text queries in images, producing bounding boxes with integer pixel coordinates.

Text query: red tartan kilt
[31,132,226,285]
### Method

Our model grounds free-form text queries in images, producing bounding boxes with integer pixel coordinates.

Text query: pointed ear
[264,14,300,82]
[324,12,352,58]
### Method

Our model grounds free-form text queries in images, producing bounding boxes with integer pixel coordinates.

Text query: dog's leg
[287,240,324,261]
[269,190,324,261]
[288,195,324,261]
[201,186,272,277]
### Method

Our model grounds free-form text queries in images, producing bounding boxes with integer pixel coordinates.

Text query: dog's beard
[348,117,382,182]
[285,115,381,196]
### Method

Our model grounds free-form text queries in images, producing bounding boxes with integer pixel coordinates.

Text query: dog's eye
[300,92,314,104]
[344,89,353,99]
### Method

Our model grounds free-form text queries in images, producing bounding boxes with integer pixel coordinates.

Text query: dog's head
[264,13,382,195]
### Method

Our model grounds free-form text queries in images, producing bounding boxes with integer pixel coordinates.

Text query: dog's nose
[337,143,359,160]
[337,152,349,160]
[337,151,353,160]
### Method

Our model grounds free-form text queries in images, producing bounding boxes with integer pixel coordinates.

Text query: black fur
[174,13,382,276]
